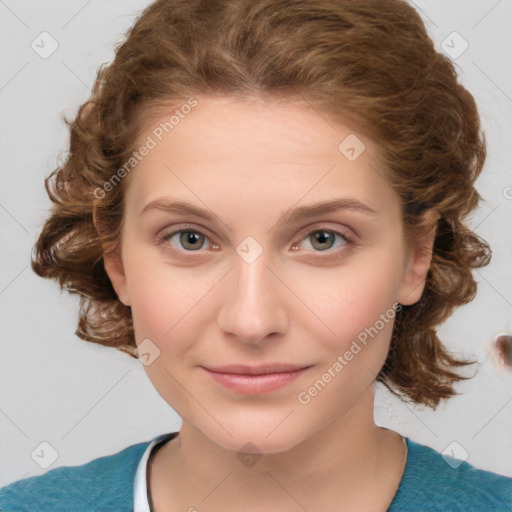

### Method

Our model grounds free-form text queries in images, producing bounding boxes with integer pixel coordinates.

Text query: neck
[149,385,407,511]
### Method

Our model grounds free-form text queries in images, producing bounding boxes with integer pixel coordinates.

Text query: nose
[217,252,289,345]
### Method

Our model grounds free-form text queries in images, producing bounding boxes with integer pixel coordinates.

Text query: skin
[103,95,435,511]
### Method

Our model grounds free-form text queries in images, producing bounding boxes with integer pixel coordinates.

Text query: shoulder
[389,437,512,512]
[0,440,150,512]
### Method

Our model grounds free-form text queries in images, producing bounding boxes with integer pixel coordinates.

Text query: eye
[292,228,353,253]
[160,226,217,252]
[157,225,354,257]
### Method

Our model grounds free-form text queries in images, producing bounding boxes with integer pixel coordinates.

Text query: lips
[202,363,311,375]
[200,363,313,394]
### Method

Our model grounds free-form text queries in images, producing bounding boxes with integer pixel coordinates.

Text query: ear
[103,245,132,307]
[397,212,438,306]
[94,203,132,307]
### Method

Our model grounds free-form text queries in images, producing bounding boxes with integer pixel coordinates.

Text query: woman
[1,0,510,510]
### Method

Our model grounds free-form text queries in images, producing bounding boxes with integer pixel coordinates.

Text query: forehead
[124,95,395,219]
[136,94,375,161]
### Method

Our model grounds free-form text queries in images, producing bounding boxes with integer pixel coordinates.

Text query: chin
[196,414,312,455]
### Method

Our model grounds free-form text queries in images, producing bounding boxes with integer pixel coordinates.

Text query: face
[104,95,433,454]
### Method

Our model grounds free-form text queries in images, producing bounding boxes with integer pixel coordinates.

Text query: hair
[31,0,491,409]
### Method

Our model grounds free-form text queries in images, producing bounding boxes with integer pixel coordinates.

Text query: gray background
[1,0,511,486]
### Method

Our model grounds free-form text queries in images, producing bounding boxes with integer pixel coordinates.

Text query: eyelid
[294,223,354,244]
[158,223,219,251]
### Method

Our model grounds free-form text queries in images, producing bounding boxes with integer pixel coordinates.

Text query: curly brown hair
[31,0,491,409]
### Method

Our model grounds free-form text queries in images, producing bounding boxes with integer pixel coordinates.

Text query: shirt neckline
[134,432,412,512]
[133,432,179,512]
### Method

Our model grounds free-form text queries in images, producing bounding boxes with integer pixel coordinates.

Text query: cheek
[294,247,403,352]
[125,254,216,346]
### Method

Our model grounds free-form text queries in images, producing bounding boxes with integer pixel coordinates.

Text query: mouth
[200,364,313,394]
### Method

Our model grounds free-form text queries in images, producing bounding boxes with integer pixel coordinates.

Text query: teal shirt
[1,434,511,511]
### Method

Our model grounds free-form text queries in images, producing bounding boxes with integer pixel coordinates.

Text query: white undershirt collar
[133,433,178,512]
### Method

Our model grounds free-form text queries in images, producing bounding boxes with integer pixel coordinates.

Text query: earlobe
[103,246,131,307]
[397,224,437,307]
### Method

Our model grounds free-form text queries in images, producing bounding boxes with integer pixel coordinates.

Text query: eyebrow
[139,197,379,231]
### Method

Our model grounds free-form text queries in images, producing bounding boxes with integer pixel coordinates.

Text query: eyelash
[156,223,355,261]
